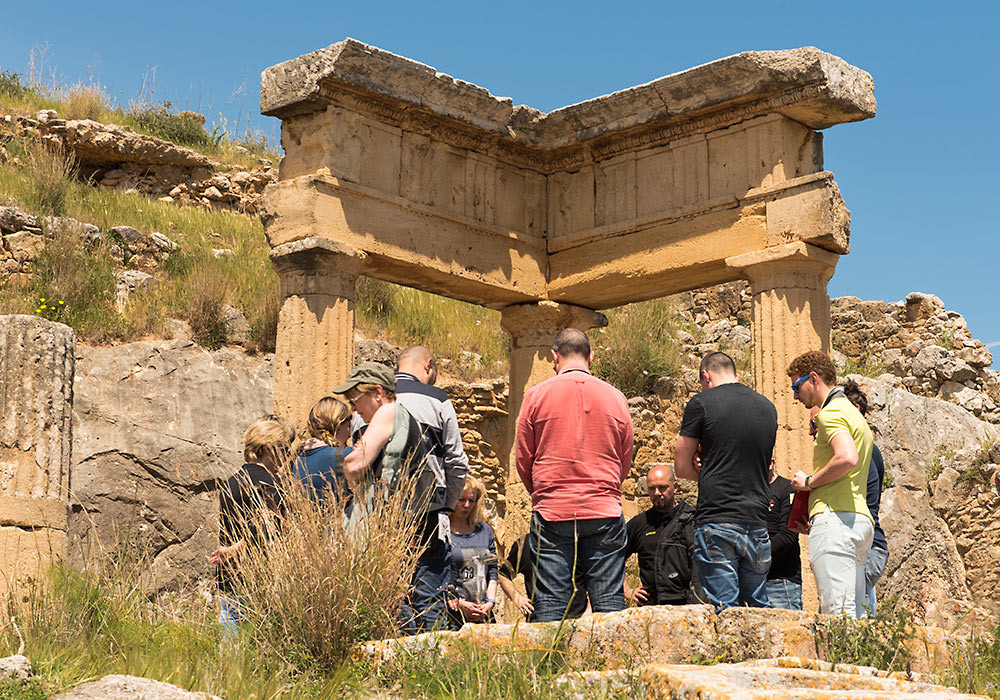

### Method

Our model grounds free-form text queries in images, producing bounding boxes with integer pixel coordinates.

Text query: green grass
[0,135,280,349]
[841,355,887,379]
[590,298,685,396]
[941,623,1000,697]
[813,596,917,672]
[356,277,508,380]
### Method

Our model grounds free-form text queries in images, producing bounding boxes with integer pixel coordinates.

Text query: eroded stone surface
[50,675,221,700]
[69,340,273,591]
[640,658,989,699]
[354,607,951,675]
[0,315,74,585]
[262,40,874,135]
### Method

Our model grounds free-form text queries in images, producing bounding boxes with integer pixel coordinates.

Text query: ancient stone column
[726,242,839,473]
[0,315,74,589]
[270,237,367,427]
[498,301,608,538]
[727,242,839,614]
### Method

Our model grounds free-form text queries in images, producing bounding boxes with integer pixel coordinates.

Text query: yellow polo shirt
[810,395,873,523]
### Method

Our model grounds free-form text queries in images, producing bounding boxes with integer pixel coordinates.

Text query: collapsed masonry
[259,39,876,522]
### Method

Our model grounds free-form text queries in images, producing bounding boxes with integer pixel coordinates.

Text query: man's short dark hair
[552,328,591,359]
[700,351,736,375]
[843,379,868,416]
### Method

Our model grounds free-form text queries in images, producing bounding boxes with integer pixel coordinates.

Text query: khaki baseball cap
[332,361,396,395]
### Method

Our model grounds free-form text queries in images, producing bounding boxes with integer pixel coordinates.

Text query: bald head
[646,464,678,512]
[397,345,437,385]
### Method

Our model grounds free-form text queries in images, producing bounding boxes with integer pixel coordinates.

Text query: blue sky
[3,1,998,361]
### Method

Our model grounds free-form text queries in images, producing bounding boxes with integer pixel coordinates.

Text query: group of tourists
[213,331,890,635]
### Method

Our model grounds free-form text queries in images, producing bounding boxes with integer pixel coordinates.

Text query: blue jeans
[218,594,242,636]
[399,513,451,634]
[529,512,626,622]
[765,579,803,610]
[864,544,889,616]
[694,523,771,610]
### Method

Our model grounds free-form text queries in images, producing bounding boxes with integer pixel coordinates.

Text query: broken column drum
[0,315,75,587]
[259,39,875,520]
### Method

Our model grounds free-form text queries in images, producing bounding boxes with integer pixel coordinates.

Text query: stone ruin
[2,40,879,599]
[259,38,875,529]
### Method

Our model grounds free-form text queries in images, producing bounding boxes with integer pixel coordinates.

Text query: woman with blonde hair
[211,413,295,633]
[295,396,353,500]
[447,475,498,626]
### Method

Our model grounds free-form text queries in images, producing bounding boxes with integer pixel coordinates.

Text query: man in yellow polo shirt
[787,350,874,618]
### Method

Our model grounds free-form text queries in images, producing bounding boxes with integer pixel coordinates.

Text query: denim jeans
[765,579,803,611]
[529,512,626,622]
[218,594,242,636]
[693,523,771,610]
[863,544,889,616]
[808,508,874,619]
[399,513,451,634]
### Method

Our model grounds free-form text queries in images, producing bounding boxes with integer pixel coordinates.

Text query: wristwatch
[805,475,812,489]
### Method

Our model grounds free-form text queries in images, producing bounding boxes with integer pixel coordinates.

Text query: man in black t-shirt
[674,352,777,610]
[624,464,697,606]
[766,458,802,609]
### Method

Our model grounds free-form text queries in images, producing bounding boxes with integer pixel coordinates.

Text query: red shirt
[516,367,634,521]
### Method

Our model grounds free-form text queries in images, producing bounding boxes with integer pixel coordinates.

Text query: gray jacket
[394,372,470,510]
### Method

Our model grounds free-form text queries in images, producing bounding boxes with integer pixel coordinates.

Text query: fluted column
[726,242,839,474]
[270,237,367,427]
[498,301,608,540]
[0,315,74,589]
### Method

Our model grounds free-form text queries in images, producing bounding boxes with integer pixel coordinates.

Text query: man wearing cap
[334,361,449,633]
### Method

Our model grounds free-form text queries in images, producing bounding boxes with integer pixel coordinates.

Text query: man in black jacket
[765,458,802,609]
[624,464,698,606]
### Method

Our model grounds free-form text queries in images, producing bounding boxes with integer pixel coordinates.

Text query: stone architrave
[0,315,74,588]
[260,40,875,527]
[499,301,608,540]
[270,237,367,427]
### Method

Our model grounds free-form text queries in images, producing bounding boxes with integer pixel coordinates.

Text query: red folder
[787,490,810,531]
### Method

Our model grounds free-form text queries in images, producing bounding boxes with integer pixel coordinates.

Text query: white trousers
[809,508,874,618]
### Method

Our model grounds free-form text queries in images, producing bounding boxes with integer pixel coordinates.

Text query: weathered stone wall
[670,282,999,423]
[69,340,273,591]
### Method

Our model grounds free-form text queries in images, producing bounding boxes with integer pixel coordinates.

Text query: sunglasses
[791,374,810,395]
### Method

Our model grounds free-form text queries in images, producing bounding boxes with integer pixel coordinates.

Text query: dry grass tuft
[223,461,425,670]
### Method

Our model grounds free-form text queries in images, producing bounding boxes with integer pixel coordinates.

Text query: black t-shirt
[766,475,801,583]
[625,502,696,604]
[679,383,777,527]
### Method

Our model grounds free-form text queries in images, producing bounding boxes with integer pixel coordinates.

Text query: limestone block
[264,42,873,140]
[0,526,67,583]
[58,119,215,168]
[0,654,31,681]
[50,675,222,700]
[568,605,716,667]
[2,231,45,261]
[641,658,988,700]
[0,205,40,234]
[114,269,156,311]
[715,607,818,660]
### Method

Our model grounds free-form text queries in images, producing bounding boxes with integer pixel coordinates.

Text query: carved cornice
[317,79,842,175]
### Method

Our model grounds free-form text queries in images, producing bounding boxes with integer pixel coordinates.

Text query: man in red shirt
[516,328,634,621]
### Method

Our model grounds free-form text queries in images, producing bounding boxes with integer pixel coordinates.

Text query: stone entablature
[262,40,871,310]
